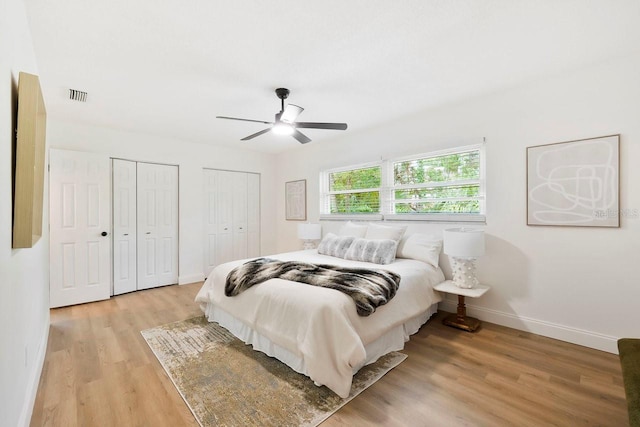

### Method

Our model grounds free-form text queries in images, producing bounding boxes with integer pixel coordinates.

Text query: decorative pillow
[396,233,442,268]
[317,233,355,258]
[364,223,407,242]
[337,221,368,238]
[344,238,398,265]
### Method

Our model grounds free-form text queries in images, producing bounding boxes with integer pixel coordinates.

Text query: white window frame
[319,161,384,221]
[385,143,486,222]
[319,142,486,223]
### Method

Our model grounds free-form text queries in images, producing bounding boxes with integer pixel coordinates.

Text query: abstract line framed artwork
[527,134,620,227]
[285,179,307,221]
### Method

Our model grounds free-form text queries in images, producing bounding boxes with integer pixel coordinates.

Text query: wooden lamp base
[442,312,481,332]
[443,294,481,332]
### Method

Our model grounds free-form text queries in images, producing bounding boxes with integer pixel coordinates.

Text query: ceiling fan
[216,88,348,144]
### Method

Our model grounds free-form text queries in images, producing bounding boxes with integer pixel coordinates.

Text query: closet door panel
[137,162,178,289]
[112,159,137,295]
[137,163,157,289]
[232,172,248,260]
[203,169,218,276]
[232,173,248,225]
[247,173,260,258]
[216,170,234,265]
[156,165,178,286]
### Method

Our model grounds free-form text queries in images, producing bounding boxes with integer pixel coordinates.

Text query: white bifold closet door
[112,160,178,295]
[204,169,260,277]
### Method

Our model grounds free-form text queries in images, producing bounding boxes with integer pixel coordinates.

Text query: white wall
[275,53,640,353]
[47,119,278,284]
[0,0,50,426]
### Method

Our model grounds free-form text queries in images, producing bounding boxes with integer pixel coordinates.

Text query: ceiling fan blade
[216,116,273,125]
[292,129,312,144]
[294,122,348,130]
[241,128,272,141]
[280,104,304,123]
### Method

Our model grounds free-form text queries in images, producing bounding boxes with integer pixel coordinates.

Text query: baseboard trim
[438,299,619,354]
[178,273,205,285]
[18,313,50,427]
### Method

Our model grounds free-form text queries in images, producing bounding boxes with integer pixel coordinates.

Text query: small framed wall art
[527,134,620,227]
[285,179,307,221]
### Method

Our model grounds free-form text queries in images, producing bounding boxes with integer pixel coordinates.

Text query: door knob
[101,231,108,237]
[146,232,151,234]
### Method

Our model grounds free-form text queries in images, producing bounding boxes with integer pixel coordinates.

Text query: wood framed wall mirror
[13,72,47,248]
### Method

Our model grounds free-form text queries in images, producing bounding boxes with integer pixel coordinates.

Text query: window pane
[394,151,480,185]
[394,184,479,200]
[330,166,381,191]
[394,200,480,214]
[330,191,380,213]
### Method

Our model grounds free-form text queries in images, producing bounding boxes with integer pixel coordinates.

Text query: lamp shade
[297,223,322,240]
[443,228,485,257]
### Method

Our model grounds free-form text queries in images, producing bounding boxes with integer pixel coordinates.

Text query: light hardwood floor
[30,282,628,426]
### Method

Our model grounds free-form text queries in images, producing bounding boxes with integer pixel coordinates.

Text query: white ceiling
[24,0,640,153]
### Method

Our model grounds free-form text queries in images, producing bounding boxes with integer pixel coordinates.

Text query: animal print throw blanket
[225,258,401,316]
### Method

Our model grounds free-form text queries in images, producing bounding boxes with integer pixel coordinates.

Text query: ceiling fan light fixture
[217,88,347,143]
[280,104,304,123]
[272,122,294,136]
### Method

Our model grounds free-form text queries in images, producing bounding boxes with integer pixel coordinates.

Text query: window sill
[319,213,486,223]
[383,213,486,223]
[319,214,383,221]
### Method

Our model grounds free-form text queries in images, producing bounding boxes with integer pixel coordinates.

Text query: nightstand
[434,280,490,332]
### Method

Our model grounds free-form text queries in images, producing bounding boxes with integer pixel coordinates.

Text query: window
[320,143,485,222]
[320,163,382,218]
[391,147,483,216]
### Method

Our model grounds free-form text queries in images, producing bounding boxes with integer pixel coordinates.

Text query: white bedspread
[195,250,444,397]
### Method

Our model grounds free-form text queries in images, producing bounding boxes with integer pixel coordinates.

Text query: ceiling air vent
[69,89,88,102]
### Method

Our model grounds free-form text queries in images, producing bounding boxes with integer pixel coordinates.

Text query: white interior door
[112,159,137,295]
[137,162,178,290]
[50,149,111,308]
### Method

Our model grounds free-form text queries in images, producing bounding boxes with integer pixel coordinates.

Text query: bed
[195,232,445,398]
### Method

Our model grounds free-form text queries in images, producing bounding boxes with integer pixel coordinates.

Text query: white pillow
[396,233,442,268]
[365,223,406,242]
[317,233,355,258]
[337,221,368,238]
[344,238,398,265]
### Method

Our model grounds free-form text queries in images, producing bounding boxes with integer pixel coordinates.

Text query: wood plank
[30,282,629,426]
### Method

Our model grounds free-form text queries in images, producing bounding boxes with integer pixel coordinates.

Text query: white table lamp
[297,223,322,250]
[443,228,485,289]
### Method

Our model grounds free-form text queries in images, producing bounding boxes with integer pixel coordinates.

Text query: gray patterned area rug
[141,316,406,427]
